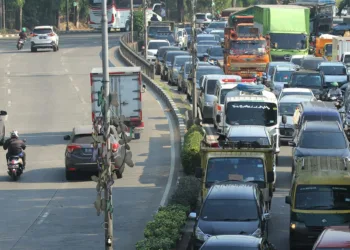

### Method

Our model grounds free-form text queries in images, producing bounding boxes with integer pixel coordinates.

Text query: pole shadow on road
[19,132,72,146]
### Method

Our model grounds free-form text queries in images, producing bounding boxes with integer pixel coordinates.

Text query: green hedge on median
[135,176,201,250]
[181,125,204,175]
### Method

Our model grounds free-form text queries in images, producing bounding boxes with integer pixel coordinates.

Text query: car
[210,29,224,43]
[278,88,315,101]
[176,28,188,50]
[30,25,59,52]
[199,235,276,250]
[146,40,170,63]
[289,120,350,173]
[195,13,212,25]
[312,226,350,250]
[270,65,296,97]
[168,55,193,85]
[204,21,227,33]
[317,61,348,87]
[63,125,122,180]
[197,44,214,61]
[160,50,189,81]
[178,61,210,92]
[198,40,220,46]
[288,70,325,99]
[265,61,297,81]
[207,46,223,66]
[300,55,327,71]
[0,110,7,145]
[154,31,176,46]
[154,46,180,75]
[147,25,171,39]
[289,55,304,66]
[279,95,316,143]
[190,181,270,250]
[195,34,216,48]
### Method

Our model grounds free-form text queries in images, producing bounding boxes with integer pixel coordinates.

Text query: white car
[30,26,59,52]
[147,40,170,63]
[195,13,212,25]
[278,88,315,102]
[177,28,188,50]
[289,55,304,67]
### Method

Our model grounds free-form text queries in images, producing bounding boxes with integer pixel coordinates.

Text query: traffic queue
[143,4,350,250]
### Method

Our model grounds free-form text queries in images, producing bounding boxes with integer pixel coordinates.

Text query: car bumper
[31,41,56,48]
[290,229,322,248]
[202,106,213,119]
[279,127,294,141]
[66,162,99,172]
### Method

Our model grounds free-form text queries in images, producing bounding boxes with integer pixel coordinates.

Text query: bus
[88,0,162,32]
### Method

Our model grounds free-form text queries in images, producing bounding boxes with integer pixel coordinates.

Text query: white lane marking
[74,86,80,92]
[7,89,11,95]
[65,69,68,73]
[7,64,10,67]
[37,211,49,225]
[6,71,10,75]
[159,96,176,207]
[69,76,73,82]
[7,79,10,84]
[7,101,11,107]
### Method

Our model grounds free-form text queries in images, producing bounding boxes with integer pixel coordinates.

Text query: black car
[300,56,327,71]
[287,70,325,99]
[199,235,276,250]
[160,50,189,81]
[207,46,223,65]
[289,120,350,173]
[190,181,270,250]
[197,44,214,61]
[155,46,180,75]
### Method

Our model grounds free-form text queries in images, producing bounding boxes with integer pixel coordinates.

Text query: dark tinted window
[237,25,254,35]
[274,71,294,82]
[196,14,206,19]
[196,68,224,84]
[324,44,332,56]
[228,137,270,146]
[206,80,217,94]
[197,36,215,42]
[160,48,179,58]
[73,134,103,144]
[220,89,234,103]
[148,42,169,50]
[148,26,170,35]
[33,28,52,34]
[290,74,322,88]
[279,103,299,116]
[270,33,307,50]
[319,65,347,75]
[208,47,223,56]
[197,45,212,53]
[299,131,347,149]
[301,59,325,70]
[174,57,192,67]
[303,115,339,122]
[165,52,188,63]
[291,58,302,66]
[295,185,350,210]
[201,199,259,221]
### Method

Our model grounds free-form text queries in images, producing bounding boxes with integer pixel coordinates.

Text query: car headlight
[290,221,305,230]
[252,228,262,237]
[204,102,213,106]
[195,226,210,241]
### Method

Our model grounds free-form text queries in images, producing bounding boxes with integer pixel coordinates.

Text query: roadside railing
[119,33,155,79]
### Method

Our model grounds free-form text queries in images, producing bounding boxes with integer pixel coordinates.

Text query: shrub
[181,131,203,175]
[169,176,201,211]
[135,238,173,250]
[133,10,144,35]
[185,124,205,137]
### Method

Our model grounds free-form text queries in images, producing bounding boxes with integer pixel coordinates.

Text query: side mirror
[188,212,197,220]
[0,110,7,116]
[285,196,291,205]
[288,141,296,147]
[267,171,274,183]
[195,167,203,178]
[187,77,193,81]
[263,213,271,221]
[63,135,71,140]
[216,114,221,123]
[282,115,287,124]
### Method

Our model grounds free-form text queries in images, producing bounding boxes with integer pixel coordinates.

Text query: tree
[12,0,25,29]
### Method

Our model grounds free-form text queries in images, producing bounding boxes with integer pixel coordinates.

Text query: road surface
[0,33,178,250]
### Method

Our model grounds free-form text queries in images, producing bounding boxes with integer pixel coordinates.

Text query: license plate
[39,36,47,39]
[84,148,93,153]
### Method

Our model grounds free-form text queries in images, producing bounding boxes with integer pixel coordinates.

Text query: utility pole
[143,0,148,59]
[131,0,134,43]
[191,0,197,120]
[2,0,5,29]
[66,0,69,31]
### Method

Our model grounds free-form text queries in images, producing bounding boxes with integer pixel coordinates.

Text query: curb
[0,34,17,38]
[0,30,98,39]
[118,46,186,148]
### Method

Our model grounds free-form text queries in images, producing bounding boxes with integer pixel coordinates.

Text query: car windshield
[148,27,170,35]
[280,92,312,99]
[344,54,350,64]
[220,89,234,104]
[156,34,175,43]
[270,33,307,50]
[291,58,303,66]
[160,48,179,58]
[324,44,332,57]
[295,185,350,210]
[268,64,294,76]
[211,31,224,39]
[166,53,187,63]
[208,22,226,29]
[174,57,191,67]
[299,131,347,149]
[208,47,223,56]
[228,137,270,146]
[319,66,347,75]
[197,45,212,53]
[226,102,278,126]
[196,68,224,84]
[302,59,325,71]
[279,103,300,116]
[148,42,169,50]
[196,14,206,19]
[33,28,52,34]
[290,74,322,88]
[197,36,215,42]
[230,40,267,55]
[274,71,294,82]
[206,80,217,95]
[237,25,254,35]
[73,134,103,144]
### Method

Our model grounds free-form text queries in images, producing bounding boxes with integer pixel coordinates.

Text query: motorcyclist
[3,131,26,169]
[18,27,27,42]
[150,14,159,21]
[262,72,268,86]
[328,82,342,97]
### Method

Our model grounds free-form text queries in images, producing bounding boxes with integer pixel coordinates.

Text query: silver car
[168,55,193,85]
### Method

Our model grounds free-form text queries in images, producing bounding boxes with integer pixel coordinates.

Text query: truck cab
[315,34,338,61]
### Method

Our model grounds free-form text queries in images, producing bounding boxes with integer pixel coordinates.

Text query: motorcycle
[326,93,343,109]
[17,39,25,50]
[7,139,26,181]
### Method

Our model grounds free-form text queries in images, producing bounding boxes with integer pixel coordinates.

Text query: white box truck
[332,36,350,62]
[90,67,144,139]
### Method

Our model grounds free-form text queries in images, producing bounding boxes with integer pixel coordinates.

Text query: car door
[178,65,184,86]
[199,76,207,109]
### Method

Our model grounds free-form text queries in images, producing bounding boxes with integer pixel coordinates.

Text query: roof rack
[296,156,350,172]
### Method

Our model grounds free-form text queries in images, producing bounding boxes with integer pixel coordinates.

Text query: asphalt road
[0,33,178,250]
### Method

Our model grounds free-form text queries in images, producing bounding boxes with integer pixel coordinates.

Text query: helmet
[10,130,19,138]
[22,27,26,32]
[331,82,339,88]
[262,73,267,79]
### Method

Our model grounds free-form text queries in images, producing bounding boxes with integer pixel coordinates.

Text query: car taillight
[48,33,55,37]
[112,143,119,152]
[11,160,15,164]
[211,142,219,147]
[67,144,81,153]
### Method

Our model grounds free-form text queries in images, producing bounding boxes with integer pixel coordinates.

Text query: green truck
[253,5,310,61]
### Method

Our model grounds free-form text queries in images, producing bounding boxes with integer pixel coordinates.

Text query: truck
[253,5,310,61]
[331,36,350,64]
[315,34,338,60]
[195,140,275,207]
[90,67,144,139]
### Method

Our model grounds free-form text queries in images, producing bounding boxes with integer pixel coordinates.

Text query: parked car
[30,25,59,52]
[154,46,180,75]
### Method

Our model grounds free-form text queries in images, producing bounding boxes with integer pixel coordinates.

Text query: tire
[65,171,75,181]
[53,45,57,52]
[116,170,122,179]
[11,173,18,181]
[108,27,112,33]
[31,47,37,52]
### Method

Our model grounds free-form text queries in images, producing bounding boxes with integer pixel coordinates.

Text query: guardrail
[120,33,155,79]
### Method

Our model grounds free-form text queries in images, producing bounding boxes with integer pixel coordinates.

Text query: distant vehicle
[168,55,193,85]
[146,40,170,63]
[289,55,304,66]
[190,182,270,250]
[196,34,216,46]
[300,55,327,71]
[265,62,297,81]
[197,40,220,46]
[160,50,189,81]
[278,88,315,102]
[207,46,224,65]
[288,70,325,99]
[30,26,59,52]
[199,235,276,250]
[270,65,296,97]
[210,29,224,43]
[197,44,214,61]
[313,226,350,250]
[176,28,189,50]
[204,21,227,33]
[195,13,212,25]
[154,46,180,75]
[317,61,348,87]
[178,62,210,92]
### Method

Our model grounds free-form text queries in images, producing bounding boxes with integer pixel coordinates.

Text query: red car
[312,226,350,250]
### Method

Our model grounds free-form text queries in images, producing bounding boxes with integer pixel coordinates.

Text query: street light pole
[191,0,197,120]
[143,0,148,59]
[131,0,134,43]
[66,0,69,31]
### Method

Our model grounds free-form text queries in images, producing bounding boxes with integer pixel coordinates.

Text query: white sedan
[30,26,59,52]
[278,88,315,102]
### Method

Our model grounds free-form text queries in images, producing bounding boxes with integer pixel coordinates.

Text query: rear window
[302,59,325,70]
[206,80,217,94]
[197,36,215,43]
[299,131,347,149]
[73,134,103,144]
[33,28,52,34]
[303,114,339,123]
[148,42,169,50]
[196,14,206,19]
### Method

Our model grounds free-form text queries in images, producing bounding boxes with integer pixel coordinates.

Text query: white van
[195,13,212,25]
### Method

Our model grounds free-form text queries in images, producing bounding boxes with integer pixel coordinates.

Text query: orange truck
[314,34,338,61]
[220,15,270,78]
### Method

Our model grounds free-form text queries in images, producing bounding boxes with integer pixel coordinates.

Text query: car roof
[318,62,345,66]
[282,88,313,93]
[205,75,238,80]
[165,51,188,56]
[275,65,296,71]
[210,29,224,33]
[279,95,314,103]
[268,62,293,67]
[73,125,93,135]
[203,235,262,247]
[291,55,305,59]
[209,21,227,24]
[174,55,192,59]
[149,39,169,43]
[302,56,325,61]
[158,46,178,50]
[316,226,350,248]
[34,26,53,29]
[209,46,223,49]
[207,182,257,200]
[197,34,215,37]
[197,65,222,70]
[304,120,342,132]
[301,101,337,113]
[292,69,321,74]
[227,125,268,138]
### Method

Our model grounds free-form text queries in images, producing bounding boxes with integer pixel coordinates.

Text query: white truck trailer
[90,67,144,139]
[331,36,350,62]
